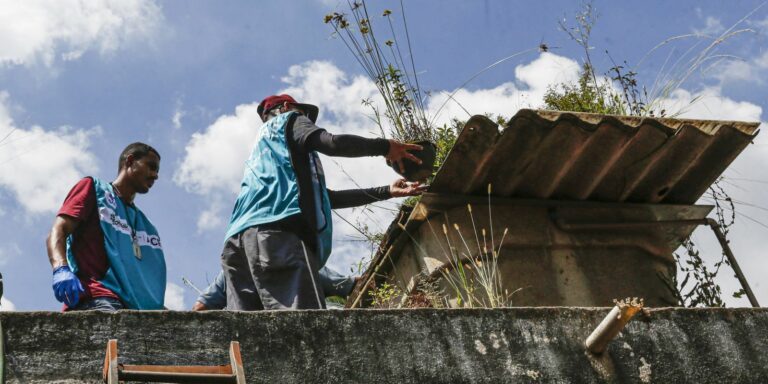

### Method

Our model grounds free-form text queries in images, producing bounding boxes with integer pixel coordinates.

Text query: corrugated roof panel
[431,109,759,204]
[623,124,713,203]
[550,121,633,200]
[665,125,755,203]
[429,115,499,195]
[484,113,551,196]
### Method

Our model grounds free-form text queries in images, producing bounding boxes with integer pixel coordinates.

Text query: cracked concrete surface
[1,307,766,383]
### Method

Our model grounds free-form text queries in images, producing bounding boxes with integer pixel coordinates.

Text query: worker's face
[126,152,160,194]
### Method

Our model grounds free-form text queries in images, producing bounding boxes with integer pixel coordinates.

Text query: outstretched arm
[193,270,227,311]
[328,179,427,209]
[294,116,423,169]
[304,129,389,157]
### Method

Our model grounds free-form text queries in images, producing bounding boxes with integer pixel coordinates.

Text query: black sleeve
[291,115,324,149]
[327,186,391,209]
[292,115,390,157]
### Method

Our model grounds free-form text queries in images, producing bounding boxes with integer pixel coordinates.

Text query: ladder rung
[103,339,246,384]
[121,364,233,374]
[120,370,237,383]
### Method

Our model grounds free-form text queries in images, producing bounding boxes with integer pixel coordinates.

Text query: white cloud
[656,87,762,121]
[706,51,768,85]
[280,60,380,132]
[164,282,186,310]
[0,92,100,214]
[427,53,580,125]
[172,98,185,130]
[197,198,226,233]
[174,103,260,197]
[0,0,163,67]
[693,16,725,36]
[514,52,581,99]
[708,60,755,84]
[749,14,768,30]
[756,51,768,69]
[0,297,16,312]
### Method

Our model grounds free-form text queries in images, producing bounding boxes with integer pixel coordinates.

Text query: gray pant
[221,227,326,310]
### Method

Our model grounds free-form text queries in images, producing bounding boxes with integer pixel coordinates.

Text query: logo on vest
[105,190,117,209]
[137,232,162,249]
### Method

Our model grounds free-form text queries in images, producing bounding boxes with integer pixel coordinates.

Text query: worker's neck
[111,175,136,205]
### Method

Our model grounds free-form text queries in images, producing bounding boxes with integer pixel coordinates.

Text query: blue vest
[66,178,166,309]
[225,111,334,266]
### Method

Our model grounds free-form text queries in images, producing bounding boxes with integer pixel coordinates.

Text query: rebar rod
[706,218,760,308]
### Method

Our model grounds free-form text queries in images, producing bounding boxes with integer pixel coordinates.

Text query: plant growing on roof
[368,281,403,309]
[325,1,432,143]
[546,0,760,118]
[325,1,437,181]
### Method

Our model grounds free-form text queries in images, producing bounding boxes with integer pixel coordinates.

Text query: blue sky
[1,0,767,311]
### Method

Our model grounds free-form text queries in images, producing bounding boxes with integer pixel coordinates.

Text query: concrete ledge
[1,308,767,383]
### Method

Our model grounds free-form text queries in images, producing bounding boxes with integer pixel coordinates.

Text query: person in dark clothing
[192,267,356,311]
[221,94,425,310]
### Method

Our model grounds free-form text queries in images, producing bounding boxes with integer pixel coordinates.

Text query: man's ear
[124,154,136,170]
[281,101,290,113]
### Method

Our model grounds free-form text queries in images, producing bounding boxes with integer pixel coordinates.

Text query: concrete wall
[1,308,767,383]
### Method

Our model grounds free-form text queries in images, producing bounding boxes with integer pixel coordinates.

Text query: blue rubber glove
[52,265,84,307]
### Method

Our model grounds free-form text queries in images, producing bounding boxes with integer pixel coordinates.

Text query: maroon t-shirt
[57,177,119,302]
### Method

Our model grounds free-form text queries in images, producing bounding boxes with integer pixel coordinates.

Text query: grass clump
[325,0,434,143]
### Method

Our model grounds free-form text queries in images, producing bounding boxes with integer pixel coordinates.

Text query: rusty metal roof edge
[523,109,761,137]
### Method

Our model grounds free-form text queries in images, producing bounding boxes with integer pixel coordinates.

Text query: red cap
[257,94,319,123]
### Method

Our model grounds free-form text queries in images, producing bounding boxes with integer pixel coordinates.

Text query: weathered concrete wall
[382,201,709,308]
[1,308,767,383]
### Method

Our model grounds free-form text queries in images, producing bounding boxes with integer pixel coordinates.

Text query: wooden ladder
[102,339,246,383]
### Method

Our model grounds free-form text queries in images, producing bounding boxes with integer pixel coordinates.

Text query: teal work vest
[66,177,166,309]
[225,111,334,266]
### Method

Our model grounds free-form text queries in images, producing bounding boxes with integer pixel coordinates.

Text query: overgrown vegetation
[543,64,625,115]
[368,281,402,309]
[325,1,434,143]
[543,2,657,116]
[437,202,516,308]
[545,0,758,119]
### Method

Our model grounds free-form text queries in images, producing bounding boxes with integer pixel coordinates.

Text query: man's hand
[52,265,84,307]
[390,178,428,197]
[386,140,423,173]
[192,301,208,311]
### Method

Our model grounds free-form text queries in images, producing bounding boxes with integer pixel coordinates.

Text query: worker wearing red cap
[221,94,425,310]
